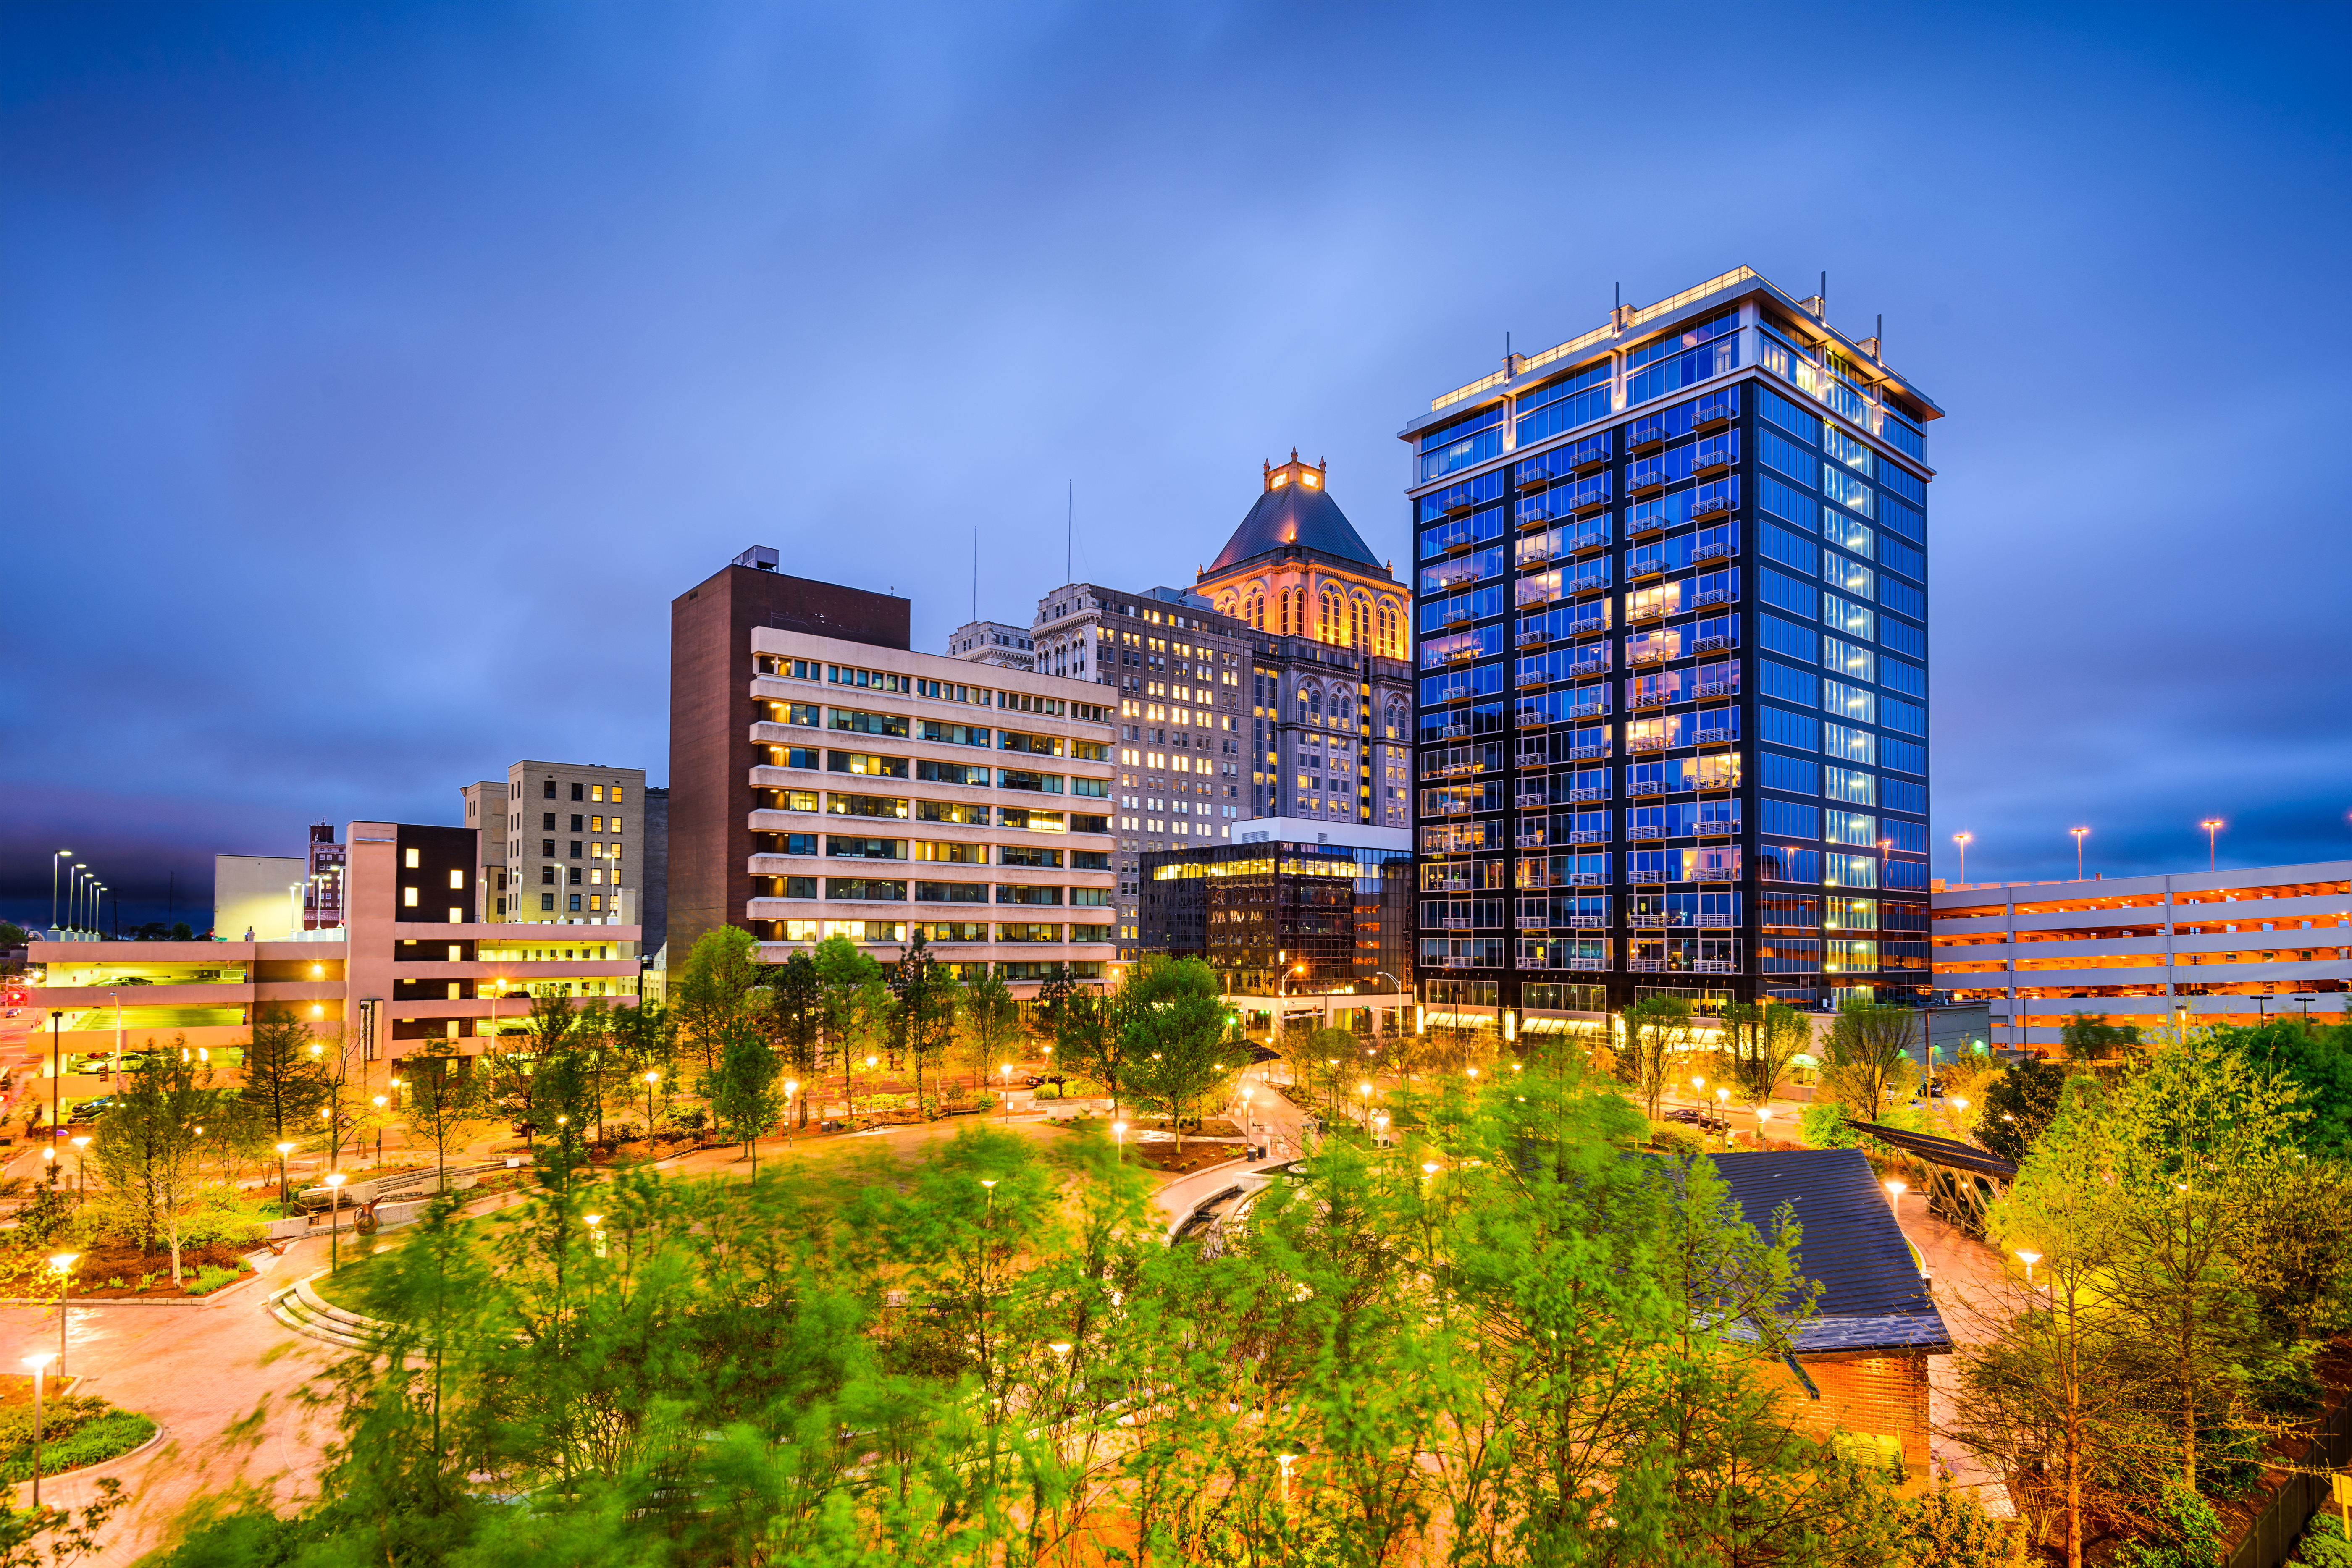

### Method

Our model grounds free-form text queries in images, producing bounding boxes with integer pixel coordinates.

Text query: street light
[1754,1105,1774,1148]
[1952,831,1972,885]
[1277,1452,1298,1505]
[2200,818,2223,872]
[48,1254,78,1375]
[324,1172,348,1273]
[2070,826,2089,881]
[372,1095,388,1166]
[50,850,71,935]
[999,1063,1013,1123]
[643,1070,661,1146]
[1884,1177,1906,1215]
[2016,1249,2042,1290]
[1714,1086,1730,1130]
[1358,1081,1373,1133]
[275,1141,297,1206]
[1113,1121,1127,1157]
[23,1353,52,1506]
[68,1136,89,1202]
[783,1079,800,1145]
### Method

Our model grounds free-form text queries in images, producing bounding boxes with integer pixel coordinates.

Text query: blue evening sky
[3,2,2346,928]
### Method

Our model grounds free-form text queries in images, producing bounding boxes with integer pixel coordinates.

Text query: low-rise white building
[1932,860,2350,1050]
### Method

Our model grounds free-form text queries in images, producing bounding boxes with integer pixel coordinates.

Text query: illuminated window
[611,786,625,805]
[404,848,420,869]
[447,869,465,889]
[591,816,604,832]
[448,906,464,923]
[403,887,419,907]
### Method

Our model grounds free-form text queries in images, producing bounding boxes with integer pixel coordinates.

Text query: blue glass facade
[1405,273,1940,1015]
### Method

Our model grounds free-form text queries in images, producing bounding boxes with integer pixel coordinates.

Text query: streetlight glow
[2016,1248,2042,1290]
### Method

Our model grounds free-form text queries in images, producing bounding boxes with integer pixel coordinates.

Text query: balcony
[1629,645,1671,666]
[1633,694,1668,713]
[1692,586,1738,607]
[1429,722,1473,740]
[1517,469,1556,493]
[1567,871,1609,886]
[1692,538,1736,563]
[1570,743,1610,760]
[1627,467,1668,496]
[1515,669,1549,689]
[1442,494,1480,517]
[1568,657,1609,679]
[1564,699,1608,718]
[1570,914,1611,928]
[1516,751,1551,771]
[1515,792,1552,810]
[1628,959,1667,973]
[1436,917,1473,930]
[1694,392,1737,429]
[1693,491,1735,518]
[1568,956,1610,971]
[1693,959,1738,974]
[1567,829,1609,845]
[1629,559,1666,583]
[1569,447,1611,475]
[1628,601,1668,622]
[1628,517,1667,542]
[1631,913,1693,928]
[1694,678,1739,700]
[1568,786,1608,802]
[1694,440,1736,475]
[1628,734,1669,752]
[1517,915,1551,929]
[1628,422,1668,453]
[1514,832,1550,849]
[1692,634,1735,654]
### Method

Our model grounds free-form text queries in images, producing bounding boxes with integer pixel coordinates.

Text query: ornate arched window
[1319,586,1341,643]
[1310,687,1324,722]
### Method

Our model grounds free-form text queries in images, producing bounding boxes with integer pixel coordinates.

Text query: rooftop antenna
[1876,312,1884,357]
[971,526,978,621]
[1066,480,1073,583]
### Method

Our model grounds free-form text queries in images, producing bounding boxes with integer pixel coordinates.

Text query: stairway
[268,1274,392,1351]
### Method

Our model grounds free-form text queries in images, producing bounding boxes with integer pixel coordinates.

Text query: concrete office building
[671,551,1118,994]
[641,785,671,959]
[465,761,648,926]
[1402,266,1941,1030]
[947,620,1037,671]
[34,818,640,1065]
[1932,860,2351,1049]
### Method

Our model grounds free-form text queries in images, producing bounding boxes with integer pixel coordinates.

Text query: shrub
[1888,1478,2027,1568]
[2119,1482,2223,1568]
[1801,1101,1858,1148]
[186,1262,248,1295]
[2295,1511,2352,1567]
[0,1397,155,1483]
[1649,1122,1705,1159]
[1034,1082,1062,1101]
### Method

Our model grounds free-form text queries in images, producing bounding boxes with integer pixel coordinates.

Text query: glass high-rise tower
[1402,267,1941,1028]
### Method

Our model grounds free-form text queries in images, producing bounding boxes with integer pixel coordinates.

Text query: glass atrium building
[1401,267,1940,1023]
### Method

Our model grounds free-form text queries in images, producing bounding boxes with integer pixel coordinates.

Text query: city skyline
[4,3,2348,931]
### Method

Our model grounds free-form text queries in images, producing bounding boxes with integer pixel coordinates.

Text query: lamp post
[275,1141,297,1206]
[1373,1109,1389,1147]
[372,1095,388,1167]
[324,1172,347,1273]
[1113,1121,1126,1159]
[50,850,71,934]
[1277,1452,1297,1506]
[783,1080,799,1150]
[999,1063,1013,1122]
[2070,826,2089,881]
[2016,1249,2042,1291]
[1714,1086,1729,1132]
[1884,1177,1906,1216]
[68,1136,89,1203]
[1239,1085,1255,1154]
[1754,1105,1774,1148]
[1952,831,1972,886]
[1358,1081,1373,1134]
[643,1069,660,1147]
[23,1353,52,1506]
[2200,819,2223,872]
[47,1010,63,1174]
[48,1254,78,1375]
[1949,1096,1969,1137]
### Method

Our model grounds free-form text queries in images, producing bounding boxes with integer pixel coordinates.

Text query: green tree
[1724,997,1814,1106]
[811,932,883,1093]
[701,1019,782,1181]
[1122,956,1234,1150]
[670,925,762,1072]
[2217,1019,2352,1154]
[400,1054,482,1193]
[1622,994,1695,1119]
[2060,1016,2141,1065]
[765,952,822,1127]
[89,1041,216,1282]
[1979,1054,2071,1164]
[961,963,1021,1092]
[1055,983,1135,1117]
[887,933,960,1112]
[240,1003,330,1147]
[1822,998,1918,1122]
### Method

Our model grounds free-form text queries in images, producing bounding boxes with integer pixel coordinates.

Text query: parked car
[67,1052,147,1075]
[66,1096,118,1124]
[1662,1107,1705,1126]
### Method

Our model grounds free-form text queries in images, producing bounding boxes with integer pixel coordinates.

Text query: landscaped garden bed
[0,1242,254,1300]
[0,1376,154,1481]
